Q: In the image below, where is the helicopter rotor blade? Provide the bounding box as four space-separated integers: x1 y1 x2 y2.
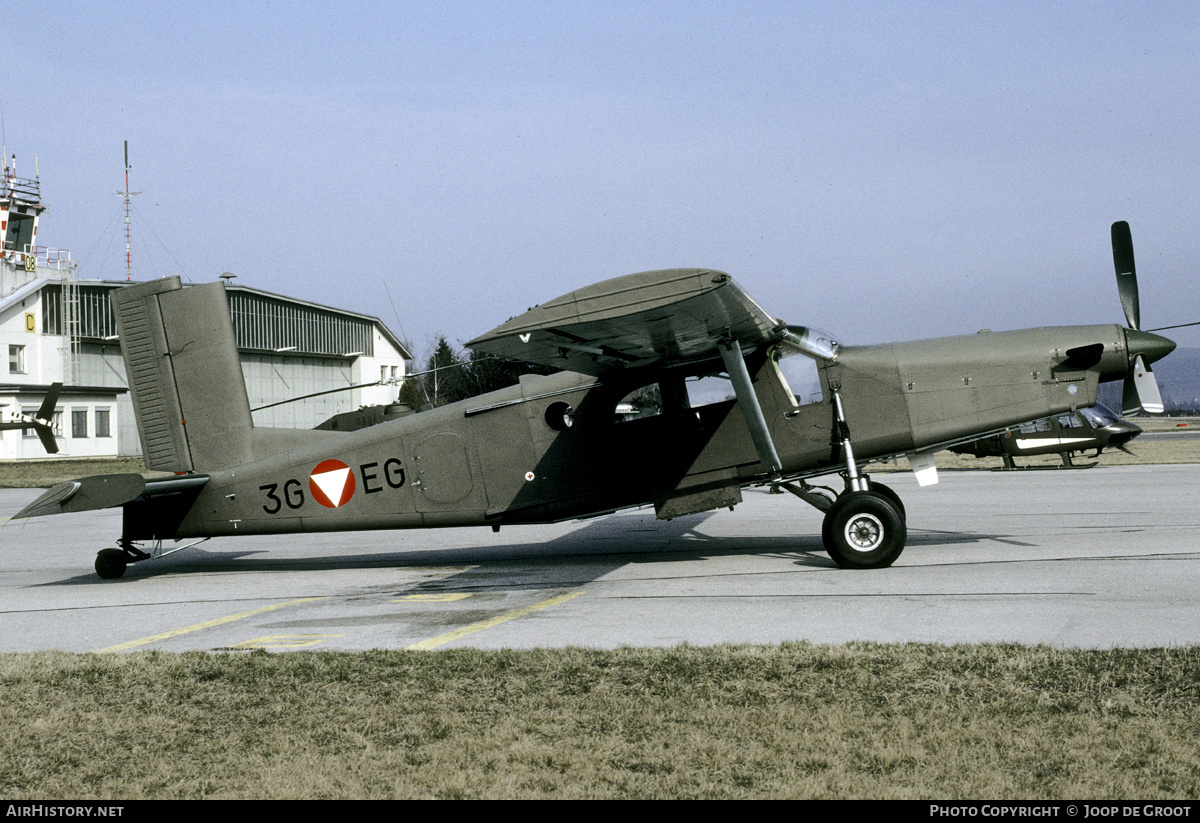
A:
35 382 62 422
31 383 62 454
33 422 59 454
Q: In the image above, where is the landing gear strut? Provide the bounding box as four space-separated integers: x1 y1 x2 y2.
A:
733 354 912 568
774 388 910 568
822 389 908 567
93 537 208 580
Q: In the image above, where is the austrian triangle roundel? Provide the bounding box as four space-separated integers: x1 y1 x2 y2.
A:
309 459 356 508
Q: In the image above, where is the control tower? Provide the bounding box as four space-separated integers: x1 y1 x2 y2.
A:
1 152 80 384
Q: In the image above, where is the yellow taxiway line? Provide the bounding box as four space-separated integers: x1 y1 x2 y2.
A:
406 591 584 651
95 590 583 653
97 598 326 653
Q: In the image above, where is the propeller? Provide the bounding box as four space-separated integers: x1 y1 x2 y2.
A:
27 382 61 454
1111 222 1168 415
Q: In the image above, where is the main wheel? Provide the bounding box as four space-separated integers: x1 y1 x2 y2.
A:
95 549 128 580
822 491 906 569
866 481 906 522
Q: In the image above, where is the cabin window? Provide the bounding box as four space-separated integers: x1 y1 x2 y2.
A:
770 344 823 407
615 383 663 422
684 374 735 408
1057 414 1084 429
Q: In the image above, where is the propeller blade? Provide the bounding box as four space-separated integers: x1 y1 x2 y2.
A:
1121 377 1139 417
1123 353 1165 415
1111 221 1140 330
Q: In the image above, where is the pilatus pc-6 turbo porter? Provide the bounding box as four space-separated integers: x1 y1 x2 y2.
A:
14 222 1178 579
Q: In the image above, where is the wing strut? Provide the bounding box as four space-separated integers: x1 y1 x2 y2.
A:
717 338 783 480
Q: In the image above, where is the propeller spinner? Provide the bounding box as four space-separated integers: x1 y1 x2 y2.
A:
1111 222 1174 415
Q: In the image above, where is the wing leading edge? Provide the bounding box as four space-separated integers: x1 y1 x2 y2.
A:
466 268 783 375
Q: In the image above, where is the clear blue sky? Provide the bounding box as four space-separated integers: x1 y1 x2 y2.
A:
6 1 1199 354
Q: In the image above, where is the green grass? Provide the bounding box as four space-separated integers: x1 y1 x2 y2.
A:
2 643 1198 799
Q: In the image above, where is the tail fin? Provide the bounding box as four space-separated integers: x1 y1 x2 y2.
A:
112 277 253 472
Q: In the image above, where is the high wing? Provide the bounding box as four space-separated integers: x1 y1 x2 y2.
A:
466 268 784 375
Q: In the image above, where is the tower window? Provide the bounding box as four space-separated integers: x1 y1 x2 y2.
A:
8 345 25 374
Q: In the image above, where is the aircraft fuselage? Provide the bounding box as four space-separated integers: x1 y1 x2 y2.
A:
145 322 1134 542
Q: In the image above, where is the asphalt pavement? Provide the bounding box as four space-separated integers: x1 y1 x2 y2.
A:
2 464 1198 652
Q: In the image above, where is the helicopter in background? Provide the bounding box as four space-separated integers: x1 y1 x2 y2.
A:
948 403 1141 469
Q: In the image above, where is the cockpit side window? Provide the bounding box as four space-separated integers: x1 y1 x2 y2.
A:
770 343 824 407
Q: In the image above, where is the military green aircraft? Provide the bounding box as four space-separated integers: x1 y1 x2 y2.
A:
948 403 1142 469
0 383 60 454
13 222 1178 579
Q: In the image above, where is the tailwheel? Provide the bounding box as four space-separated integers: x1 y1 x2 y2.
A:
822 490 907 569
95 549 129 580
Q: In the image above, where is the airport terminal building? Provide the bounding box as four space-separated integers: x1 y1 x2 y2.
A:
1 166 411 460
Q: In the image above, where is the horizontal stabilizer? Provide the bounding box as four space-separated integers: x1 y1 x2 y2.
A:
14 474 147 519
13 473 210 520
467 268 782 375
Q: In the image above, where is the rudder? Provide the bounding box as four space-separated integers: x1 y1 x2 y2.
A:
112 277 253 472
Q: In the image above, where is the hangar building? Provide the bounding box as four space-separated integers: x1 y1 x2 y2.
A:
1 158 411 460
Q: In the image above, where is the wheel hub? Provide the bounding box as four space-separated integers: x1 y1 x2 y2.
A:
844 513 884 552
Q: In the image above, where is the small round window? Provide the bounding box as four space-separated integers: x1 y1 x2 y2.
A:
544 401 575 431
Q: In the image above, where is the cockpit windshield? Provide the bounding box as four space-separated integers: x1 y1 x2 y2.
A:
1079 404 1120 428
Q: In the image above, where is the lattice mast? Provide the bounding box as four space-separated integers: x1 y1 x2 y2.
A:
117 140 140 281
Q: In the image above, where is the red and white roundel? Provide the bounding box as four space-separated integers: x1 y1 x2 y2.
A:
309 459 356 508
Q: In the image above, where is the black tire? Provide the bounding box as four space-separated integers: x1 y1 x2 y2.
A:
95 549 128 580
822 491 907 569
866 481 906 522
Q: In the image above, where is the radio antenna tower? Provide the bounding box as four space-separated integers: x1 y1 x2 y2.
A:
116 140 141 281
